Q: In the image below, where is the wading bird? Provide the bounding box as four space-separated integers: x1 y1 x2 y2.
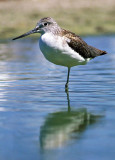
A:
13 17 107 90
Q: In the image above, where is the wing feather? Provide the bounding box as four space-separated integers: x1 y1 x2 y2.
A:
61 29 107 59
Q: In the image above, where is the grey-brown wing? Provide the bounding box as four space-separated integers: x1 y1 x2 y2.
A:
67 35 92 58
63 30 107 59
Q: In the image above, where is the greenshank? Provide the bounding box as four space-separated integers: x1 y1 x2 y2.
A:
13 17 107 90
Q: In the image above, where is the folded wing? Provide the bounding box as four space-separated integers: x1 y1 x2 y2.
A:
62 29 107 59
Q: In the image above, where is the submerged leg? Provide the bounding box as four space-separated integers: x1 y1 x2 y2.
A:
65 67 70 90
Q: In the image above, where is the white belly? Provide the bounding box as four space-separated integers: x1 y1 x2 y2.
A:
39 33 87 67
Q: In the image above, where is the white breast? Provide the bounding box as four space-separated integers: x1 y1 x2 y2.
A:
39 32 87 67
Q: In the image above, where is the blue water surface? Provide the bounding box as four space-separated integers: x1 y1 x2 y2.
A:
0 35 115 160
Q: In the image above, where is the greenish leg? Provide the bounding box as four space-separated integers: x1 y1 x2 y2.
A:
65 67 70 91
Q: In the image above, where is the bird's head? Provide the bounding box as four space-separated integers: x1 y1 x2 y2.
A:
13 17 60 40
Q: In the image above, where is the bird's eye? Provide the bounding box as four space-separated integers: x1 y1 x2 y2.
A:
44 23 48 26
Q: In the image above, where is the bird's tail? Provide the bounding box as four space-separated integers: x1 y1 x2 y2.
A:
88 45 107 58
100 50 107 56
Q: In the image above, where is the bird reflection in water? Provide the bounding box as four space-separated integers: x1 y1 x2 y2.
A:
40 91 102 150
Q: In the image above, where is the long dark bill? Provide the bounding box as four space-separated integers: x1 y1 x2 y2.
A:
12 28 37 40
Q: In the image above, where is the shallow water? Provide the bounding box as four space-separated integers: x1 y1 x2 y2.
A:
0 35 115 160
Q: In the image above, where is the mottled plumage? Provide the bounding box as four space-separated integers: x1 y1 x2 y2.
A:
61 29 107 59
13 17 107 90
